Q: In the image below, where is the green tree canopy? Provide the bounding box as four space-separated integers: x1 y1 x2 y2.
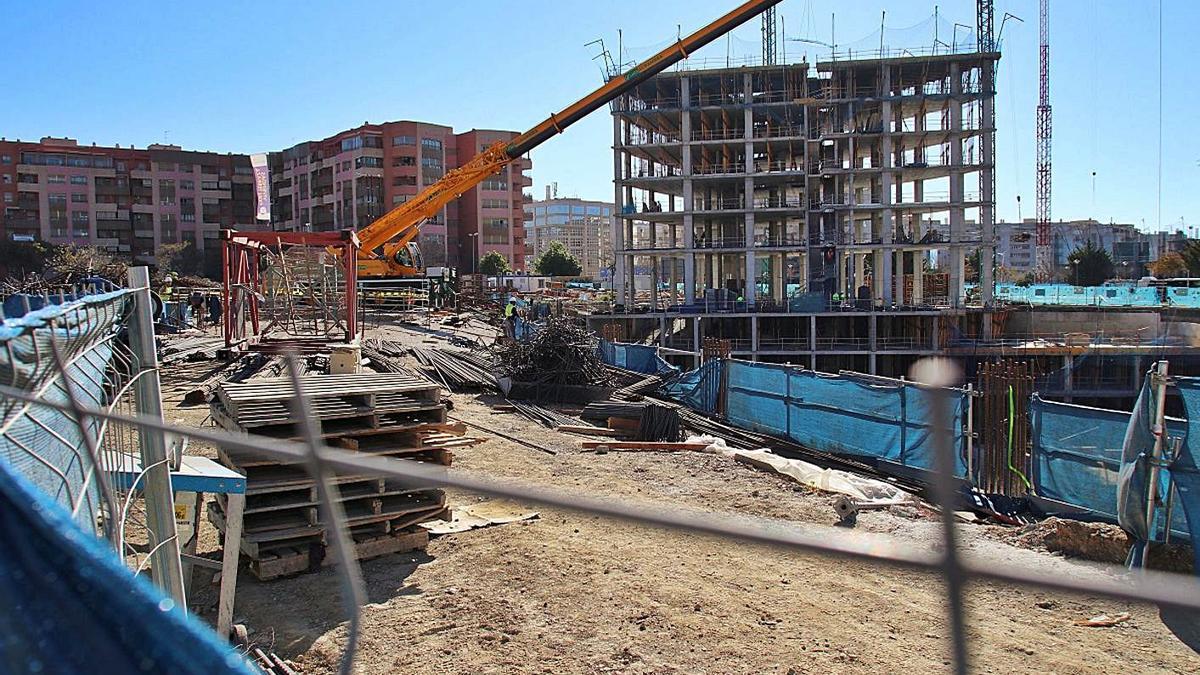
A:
478 250 511 276
533 241 583 277
1066 241 1114 286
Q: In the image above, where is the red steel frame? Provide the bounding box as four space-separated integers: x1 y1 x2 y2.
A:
221 229 360 351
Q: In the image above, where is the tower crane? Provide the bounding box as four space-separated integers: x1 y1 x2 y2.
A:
352 0 784 279
1035 0 1052 279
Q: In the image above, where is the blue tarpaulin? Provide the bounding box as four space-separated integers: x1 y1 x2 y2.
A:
722 360 969 476
597 340 679 376
1031 394 1188 538
0 458 253 673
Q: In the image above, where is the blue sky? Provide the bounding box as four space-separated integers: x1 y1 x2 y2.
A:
2 1 1196 231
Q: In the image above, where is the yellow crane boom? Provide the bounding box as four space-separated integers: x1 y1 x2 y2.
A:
355 0 783 278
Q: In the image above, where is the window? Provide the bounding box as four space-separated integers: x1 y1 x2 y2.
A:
363 135 383 148
355 156 383 169
341 161 350 171
482 198 509 209
586 205 602 215
2 174 10 184
48 194 67 206
420 156 442 169
392 195 409 205
71 193 87 203
340 136 363 152
47 174 66 184
392 135 416 146
157 162 175 172
66 156 91 168
180 179 194 190
201 180 219 189
481 179 507 191
2 193 12 204
70 175 87 185
421 138 442 152
0 155 10 164
393 155 416 167
178 163 193 173
392 176 416 187
181 213 196 222
71 210 89 225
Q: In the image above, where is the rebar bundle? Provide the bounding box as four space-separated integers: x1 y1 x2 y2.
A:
492 318 610 388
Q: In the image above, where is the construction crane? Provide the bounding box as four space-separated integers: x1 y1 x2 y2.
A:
353 0 783 279
1035 0 1052 279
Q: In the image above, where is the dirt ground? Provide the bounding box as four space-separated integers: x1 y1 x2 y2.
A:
162 325 1200 674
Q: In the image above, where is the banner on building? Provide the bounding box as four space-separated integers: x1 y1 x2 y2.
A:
250 153 270 222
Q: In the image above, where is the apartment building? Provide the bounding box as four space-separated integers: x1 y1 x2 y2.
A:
995 219 1150 278
523 192 613 278
0 136 255 273
268 122 531 271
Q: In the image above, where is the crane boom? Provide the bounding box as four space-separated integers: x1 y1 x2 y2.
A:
354 0 783 277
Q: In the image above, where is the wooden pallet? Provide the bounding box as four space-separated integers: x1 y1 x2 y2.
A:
251 529 431 581
215 373 441 428
207 499 446 562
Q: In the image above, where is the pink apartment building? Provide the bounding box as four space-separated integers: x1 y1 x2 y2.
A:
268 121 531 271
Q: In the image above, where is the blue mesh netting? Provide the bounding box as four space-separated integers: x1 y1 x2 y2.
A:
597 339 679 376
0 457 253 673
660 359 722 414
723 360 968 476
1031 394 1187 533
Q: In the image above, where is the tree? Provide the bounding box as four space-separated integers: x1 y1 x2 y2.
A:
0 240 48 278
1178 240 1200 277
533 241 583 277
44 244 127 283
478 250 511 276
1066 241 1114 286
1148 252 1189 279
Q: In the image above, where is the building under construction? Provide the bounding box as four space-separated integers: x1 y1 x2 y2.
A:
593 48 1000 377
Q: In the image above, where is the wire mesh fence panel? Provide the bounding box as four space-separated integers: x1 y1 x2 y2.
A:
0 280 182 590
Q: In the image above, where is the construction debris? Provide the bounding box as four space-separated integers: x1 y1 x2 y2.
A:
1075 613 1131 628
493 317 610 392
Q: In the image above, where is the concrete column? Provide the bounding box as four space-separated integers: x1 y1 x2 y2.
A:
613 115 628 308
894 249 904 304
980 61 996 306
854 253 866 296
650 255 659 309
911 251 924 304
682 79 695 305
744 176 756 305
809 315 817 352
949 62 966 308
659 316 667 346
751 315 759 358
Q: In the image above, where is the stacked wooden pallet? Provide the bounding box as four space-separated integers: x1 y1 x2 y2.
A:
208 372 475 580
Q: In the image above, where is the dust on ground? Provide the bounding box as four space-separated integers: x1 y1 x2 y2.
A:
162 324 1200 675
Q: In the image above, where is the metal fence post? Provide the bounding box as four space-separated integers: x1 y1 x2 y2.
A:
126 266 187 607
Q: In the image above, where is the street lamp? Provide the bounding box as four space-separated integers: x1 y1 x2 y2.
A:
467 232 479 273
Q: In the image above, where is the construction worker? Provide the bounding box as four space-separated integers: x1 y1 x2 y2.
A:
160 274 175 301
503 297 517 339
